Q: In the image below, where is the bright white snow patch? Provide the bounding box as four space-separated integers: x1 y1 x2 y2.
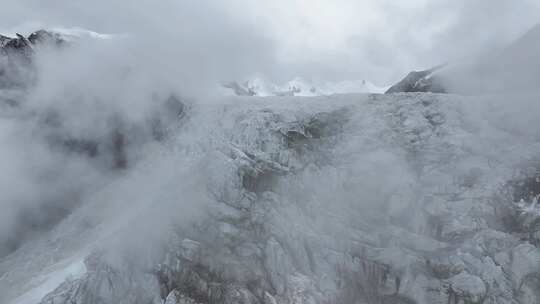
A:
10 259 86 304
222 77 388 96
50 27 117 41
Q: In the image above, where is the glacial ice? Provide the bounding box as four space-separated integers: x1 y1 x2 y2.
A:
2 92 540 303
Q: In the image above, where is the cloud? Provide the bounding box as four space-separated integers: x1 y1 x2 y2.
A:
1 0 277 90
346 0 540 83
225 0 540 84
0 2 540 302
0 0 279 258
0 0 539 257
2 0 540 84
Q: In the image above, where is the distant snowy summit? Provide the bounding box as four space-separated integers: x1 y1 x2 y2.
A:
0 30 62 57
222 77 388 96
0 27 113 50
0 28 117 89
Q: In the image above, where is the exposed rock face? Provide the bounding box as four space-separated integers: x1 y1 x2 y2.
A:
2 34 33 55
27 30 66 45
385 65 447 94
0 30 67 89
0 35 11 47
222 81 257 96
1 30 66 52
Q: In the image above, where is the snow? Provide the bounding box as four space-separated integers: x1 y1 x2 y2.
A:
3 92 540 303
49 27 116 41
10 259 86 304
0 26 116 42
222 76 388 96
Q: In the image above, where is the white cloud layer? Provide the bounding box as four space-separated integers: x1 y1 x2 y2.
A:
1 0 539 87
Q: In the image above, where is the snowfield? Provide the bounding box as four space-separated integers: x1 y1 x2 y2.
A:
2 91 540 303
221 77 388 96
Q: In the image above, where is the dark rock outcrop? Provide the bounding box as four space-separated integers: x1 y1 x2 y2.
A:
27 29 66 45
1 30 66 53
385 65 447 94
0 30 68 88
222 81 257 96
2 33 33 56
0 34 12 47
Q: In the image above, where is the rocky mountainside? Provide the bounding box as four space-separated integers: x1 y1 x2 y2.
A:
1 28 540 304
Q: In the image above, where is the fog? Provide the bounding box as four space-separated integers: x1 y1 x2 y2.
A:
1 1 540 303
2 0 540 84
0 0 277 258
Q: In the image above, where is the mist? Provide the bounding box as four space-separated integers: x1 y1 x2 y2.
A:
1 1 540 304
0 0 277 258
2 0 540 84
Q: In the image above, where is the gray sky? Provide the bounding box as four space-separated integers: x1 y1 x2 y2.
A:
1 0 539 84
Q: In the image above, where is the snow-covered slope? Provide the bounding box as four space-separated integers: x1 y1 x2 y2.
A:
222 77 387 96
47 27 116 41
2 90 540 303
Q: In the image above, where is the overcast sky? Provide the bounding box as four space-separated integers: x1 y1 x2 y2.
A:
1 0 539 84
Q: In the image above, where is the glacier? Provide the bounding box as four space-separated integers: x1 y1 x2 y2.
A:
221 77 388 97
2 88 540 303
